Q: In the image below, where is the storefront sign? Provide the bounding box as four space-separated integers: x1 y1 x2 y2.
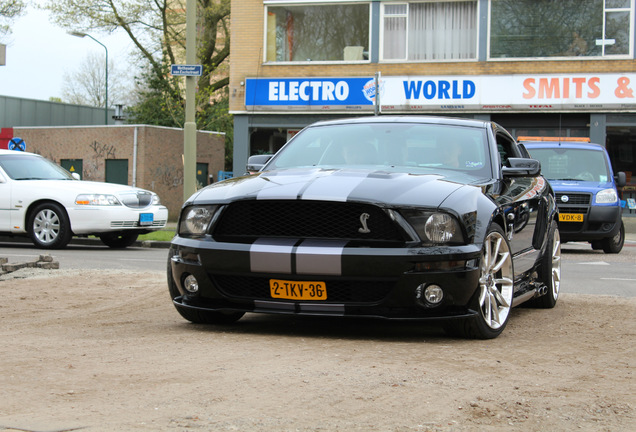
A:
244 73 636 112
245 77 374 110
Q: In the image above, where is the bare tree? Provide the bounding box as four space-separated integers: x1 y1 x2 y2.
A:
61 51 135 108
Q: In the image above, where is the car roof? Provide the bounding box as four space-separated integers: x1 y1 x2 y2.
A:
521 141 606 151
0 149 40 156
306 115 491 129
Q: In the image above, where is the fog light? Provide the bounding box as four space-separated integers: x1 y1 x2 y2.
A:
415 284 444 306
183 274 199 294
425 285 443 304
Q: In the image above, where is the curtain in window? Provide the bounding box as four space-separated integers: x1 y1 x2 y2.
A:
408 1 476 60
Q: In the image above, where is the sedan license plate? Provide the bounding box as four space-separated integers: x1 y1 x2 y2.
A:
139 213 154 226
270 279 327 301
559 213 584 222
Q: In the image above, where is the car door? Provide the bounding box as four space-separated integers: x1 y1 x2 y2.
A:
494 128 544 275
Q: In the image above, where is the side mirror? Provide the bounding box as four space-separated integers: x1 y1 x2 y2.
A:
502 157 541 177
246 154 273 174
615 171 626 188
71 172 81 180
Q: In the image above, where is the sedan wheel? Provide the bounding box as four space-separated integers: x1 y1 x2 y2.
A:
28 203 72 249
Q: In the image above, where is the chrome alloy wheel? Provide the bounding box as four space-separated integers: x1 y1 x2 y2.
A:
478 230 514 330
33 208 61 245
549 228 562 301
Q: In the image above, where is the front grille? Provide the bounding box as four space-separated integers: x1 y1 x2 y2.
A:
111 220 166 228
213 200 404 242
119 192 154 209
213 275 394 303
555 193 591 205
556 205 588 214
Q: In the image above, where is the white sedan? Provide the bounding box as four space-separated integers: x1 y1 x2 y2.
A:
0 149 168 249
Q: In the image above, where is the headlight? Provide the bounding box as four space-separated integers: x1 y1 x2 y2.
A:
152 193 161 205
75 194 121 206
596 188 618 204
401 210 465 244
179 205 219 235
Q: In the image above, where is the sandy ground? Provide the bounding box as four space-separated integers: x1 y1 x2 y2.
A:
0 268 634 432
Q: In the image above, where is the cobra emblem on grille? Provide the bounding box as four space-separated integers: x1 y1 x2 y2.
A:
358 213 371 233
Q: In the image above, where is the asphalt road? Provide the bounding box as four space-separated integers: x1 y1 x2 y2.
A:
1 236 634 297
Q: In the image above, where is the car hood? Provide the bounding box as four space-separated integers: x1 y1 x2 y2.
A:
547 179 615 192
13 179 152 196
190 168 479 209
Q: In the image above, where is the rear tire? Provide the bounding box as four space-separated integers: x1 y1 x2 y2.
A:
99 232 139 248
601 220 624 254
167 261 245 324
529 220 561 309
27 202 72 249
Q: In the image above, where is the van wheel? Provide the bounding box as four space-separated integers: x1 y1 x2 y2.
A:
601 220 624 254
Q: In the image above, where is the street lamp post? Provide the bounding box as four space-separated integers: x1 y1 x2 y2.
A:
69 32 108 125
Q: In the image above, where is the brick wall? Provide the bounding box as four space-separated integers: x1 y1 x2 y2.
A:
14 125 225 220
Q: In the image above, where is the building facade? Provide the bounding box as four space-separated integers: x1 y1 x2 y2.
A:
229 0 636 206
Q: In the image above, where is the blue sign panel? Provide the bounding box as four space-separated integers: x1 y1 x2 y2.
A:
8 137 25 151
245 77 375 109
171 64 203 76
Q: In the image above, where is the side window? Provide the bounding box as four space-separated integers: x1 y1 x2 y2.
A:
496 133 517 167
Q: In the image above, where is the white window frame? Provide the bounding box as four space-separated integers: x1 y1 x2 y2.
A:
487 0 634 61
380 0 479 63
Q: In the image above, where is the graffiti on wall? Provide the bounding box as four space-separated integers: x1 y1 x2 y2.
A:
90 140 117 159
154 165 183 189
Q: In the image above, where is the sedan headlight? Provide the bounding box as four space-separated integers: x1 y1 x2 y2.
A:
595 188 618 204
75 194 121 206
401 210 465 244
179 205 219 235
152 193 161 205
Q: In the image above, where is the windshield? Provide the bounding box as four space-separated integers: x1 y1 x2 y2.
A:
527 148 611 182
267 122 492 177
0 153 75 181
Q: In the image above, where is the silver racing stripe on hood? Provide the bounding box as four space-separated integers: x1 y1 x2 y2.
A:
301 172 368 202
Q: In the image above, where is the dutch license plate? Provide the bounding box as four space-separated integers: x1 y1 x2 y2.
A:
270 279 327 301
559 213 584 222
139 213 154 226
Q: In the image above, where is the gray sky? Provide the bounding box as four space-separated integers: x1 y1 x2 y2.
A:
0 3 133 101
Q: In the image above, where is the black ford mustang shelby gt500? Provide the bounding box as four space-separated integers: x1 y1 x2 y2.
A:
168 116 561 339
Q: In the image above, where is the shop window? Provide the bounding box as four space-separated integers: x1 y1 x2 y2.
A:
265 3 370 62
381 1 477 61
490 0 633 59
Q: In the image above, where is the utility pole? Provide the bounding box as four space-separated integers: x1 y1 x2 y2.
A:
183 0 197 201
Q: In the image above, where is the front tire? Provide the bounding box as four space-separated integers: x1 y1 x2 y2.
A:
99 232 139 248
167 261 245 324
601 220 624 254
27 202 72 249
450 224 514 339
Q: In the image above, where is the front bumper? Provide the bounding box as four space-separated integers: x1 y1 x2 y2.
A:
67 205 169 234
557 204 622 242
168 236 482 320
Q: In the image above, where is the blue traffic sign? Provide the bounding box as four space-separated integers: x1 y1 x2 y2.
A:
8 137 25 151
171 64 203 76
